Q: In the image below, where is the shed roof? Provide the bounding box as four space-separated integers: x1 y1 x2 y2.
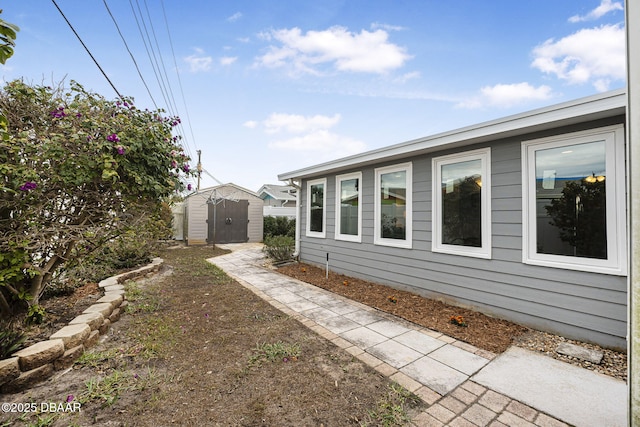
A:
186 182 260 200
278 89 626 182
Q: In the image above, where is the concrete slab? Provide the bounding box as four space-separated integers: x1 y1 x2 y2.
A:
287 300 320 313
472 347 627 427
341 326 389 349
343 310 385 326
394 330 446 354
322 301 360 315
315 316 361 335
429 344 490 375
401 356 469 395
556 342 604 364
266 290 304 304
367 319 412 338
300 307 339 322
368 339 423 369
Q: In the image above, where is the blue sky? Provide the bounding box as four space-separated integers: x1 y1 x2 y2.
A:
1 1 626 192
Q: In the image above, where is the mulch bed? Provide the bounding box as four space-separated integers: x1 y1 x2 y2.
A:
277 262 529 354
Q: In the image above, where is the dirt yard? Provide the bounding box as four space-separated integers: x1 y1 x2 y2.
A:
1 245 627 426
0 246 425 426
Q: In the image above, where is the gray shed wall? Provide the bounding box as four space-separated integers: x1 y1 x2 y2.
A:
185 185 264 245
297 117 627 349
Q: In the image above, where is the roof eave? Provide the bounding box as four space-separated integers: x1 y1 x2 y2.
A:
278 89 626 181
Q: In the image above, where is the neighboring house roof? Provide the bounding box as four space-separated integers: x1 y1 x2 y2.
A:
278 89 626 181
257 184 297 201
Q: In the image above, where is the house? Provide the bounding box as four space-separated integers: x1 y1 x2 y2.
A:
182 183 264 245
258 184 297 218
278 89 627 349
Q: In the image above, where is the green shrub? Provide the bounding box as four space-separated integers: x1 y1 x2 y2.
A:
263 216 295 239
26 304 46 325
263 235 295 263
0 323 26 358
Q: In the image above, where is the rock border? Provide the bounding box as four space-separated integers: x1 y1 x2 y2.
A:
0 258 163 393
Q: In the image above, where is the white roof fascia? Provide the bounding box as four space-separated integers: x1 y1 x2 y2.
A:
278 89 626 181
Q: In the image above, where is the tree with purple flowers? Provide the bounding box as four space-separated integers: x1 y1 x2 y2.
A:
0 80 193 317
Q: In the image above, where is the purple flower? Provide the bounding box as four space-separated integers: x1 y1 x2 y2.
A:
204 313 209 318
76 113 82 118
50 107 67 118
133 373 139 379
116 145 125 155
183 164 190 173
19 181 37 191
66 395 74 403
107 133 120 143
171 160 177 168
187 184 192 191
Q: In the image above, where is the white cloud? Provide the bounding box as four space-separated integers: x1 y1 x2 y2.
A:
263 113 341 134
268 130 366 156
248 112 365 156
370 22 406 32
227 12 242 22
531 24 625 91
255 26 411 75
569 0 623 23
220 56 237 66
393 71 421 84
184 48 213 72
457 82 554 109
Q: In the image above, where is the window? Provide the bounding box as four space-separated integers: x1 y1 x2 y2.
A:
335 172 362 242
306 178 326 238
375 163 412 248
522 125 626 275
432 148 492 258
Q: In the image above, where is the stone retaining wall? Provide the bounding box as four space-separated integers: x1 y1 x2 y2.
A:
0 258 163 393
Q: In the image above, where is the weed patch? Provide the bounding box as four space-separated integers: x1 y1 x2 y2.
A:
362 383 421 427
248 341 301 367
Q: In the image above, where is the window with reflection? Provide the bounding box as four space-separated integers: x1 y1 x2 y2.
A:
375 163 412 248
336 172 361 241
432 148 491 258
441 159 482 247
306 178 326 237
522 126 626 275
534 141 606 259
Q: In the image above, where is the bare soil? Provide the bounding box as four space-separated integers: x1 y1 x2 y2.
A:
1 245 627 426
1 246 425 426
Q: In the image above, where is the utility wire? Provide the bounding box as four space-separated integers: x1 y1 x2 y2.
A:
160 0 199 153
51 0 123 99
102 0 158 110
129 0 191 159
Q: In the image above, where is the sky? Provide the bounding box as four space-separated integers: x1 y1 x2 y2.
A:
1 0 627 193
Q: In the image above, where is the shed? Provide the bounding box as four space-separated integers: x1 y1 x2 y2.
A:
182 183 264 245
278 89 628 349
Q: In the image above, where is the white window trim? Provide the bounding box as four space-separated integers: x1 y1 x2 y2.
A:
374 162 412 248
432 148 492 259
306 178 326 238
521 125 626 275
335 172 362 242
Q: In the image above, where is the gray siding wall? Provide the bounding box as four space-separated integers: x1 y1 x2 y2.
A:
297 118 627 349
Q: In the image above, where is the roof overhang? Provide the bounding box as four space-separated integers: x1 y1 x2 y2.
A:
278 89 626 182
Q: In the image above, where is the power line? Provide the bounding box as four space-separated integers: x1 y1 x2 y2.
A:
160 0 199 153
102 0 158 110
51 0 124 100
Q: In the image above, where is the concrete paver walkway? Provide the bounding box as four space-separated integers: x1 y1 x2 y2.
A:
208 244 627 427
